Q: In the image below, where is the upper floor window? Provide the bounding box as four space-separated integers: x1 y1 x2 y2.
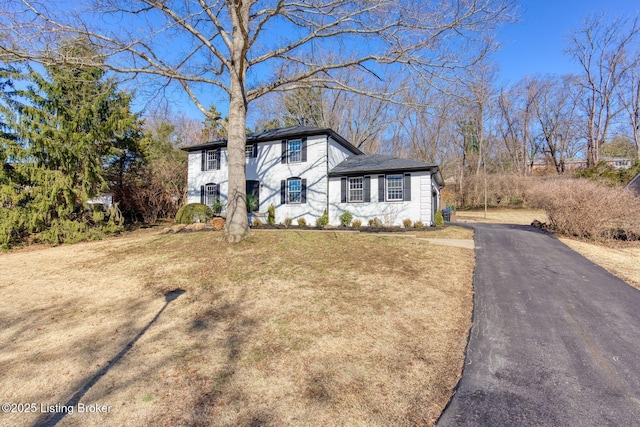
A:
386 175 404 201
281 138 307 164
288 140 302 163
207 150 217 170
348 177 364 202
245 144 257 159
202 149 220 171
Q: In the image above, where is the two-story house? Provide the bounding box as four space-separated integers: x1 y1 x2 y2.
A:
183 126 444 226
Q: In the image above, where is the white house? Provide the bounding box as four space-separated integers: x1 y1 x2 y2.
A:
183 126 444 226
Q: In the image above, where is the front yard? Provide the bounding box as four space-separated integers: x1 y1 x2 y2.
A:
0 227 474 426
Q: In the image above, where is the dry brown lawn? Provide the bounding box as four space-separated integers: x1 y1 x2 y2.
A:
455 208 547 225
0 227 474 426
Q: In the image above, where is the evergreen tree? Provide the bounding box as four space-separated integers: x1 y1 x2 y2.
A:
0 39 142 247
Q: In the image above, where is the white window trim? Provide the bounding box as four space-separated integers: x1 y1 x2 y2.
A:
206 150 218 170
348 177 364 203
288 139 302 163
288 178 302 204
204 183 217 207
386 174 404 201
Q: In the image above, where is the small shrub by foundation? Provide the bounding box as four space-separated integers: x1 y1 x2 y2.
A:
414 221 424 228
368 217 383 228
252 218 262 227
339 211 353 227
284 217 293 227
352 219 362 228
316 209 329 227
402 218 412 228
297 217 307 227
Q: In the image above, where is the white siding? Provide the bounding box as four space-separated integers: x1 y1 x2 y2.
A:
328 171 433 226
187 135 329 224
327 137 355 169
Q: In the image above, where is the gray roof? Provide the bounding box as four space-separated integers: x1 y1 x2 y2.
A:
182 125 361 155
329 154 444 186
330 154 436 174
626 172 640 195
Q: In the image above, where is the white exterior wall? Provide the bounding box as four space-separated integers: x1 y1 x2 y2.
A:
187 134 331 224
327 137 354 169
328 171 434 226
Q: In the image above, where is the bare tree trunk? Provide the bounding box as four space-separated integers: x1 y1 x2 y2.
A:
224 1 251 243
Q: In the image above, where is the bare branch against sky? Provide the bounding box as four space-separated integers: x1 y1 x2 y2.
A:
0 0 516 241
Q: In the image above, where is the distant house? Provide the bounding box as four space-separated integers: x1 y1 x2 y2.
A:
626 172 640 195
182 126 444 226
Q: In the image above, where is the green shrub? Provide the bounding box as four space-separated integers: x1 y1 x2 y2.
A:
175 203 213 224
212 198 225 215
368 217 383 228
352 219 362 228
435 210 444 227
339 210 353 227
284 217 293 227
267 204 276 225
316 209 329 227
297 217 307 227
402 218 412 228
414 221 424 228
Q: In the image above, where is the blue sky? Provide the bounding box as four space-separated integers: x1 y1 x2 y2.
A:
494 0 639 85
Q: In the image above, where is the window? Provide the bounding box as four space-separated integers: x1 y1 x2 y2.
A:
386 175 403 201
206 150 218 170
288 139 302 163
204 183 217 206
281 177 306 205
245 144 257 158
348 177 363 202
288 178 301 204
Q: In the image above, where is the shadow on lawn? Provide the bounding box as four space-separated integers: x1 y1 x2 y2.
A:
33 289 185 427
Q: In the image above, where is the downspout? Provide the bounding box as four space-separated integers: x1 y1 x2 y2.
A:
326 135 330 222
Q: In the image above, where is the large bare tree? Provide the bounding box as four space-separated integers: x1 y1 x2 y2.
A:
566 13 640 167
1 0 514 242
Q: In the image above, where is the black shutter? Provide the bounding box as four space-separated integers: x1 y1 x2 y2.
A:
281 180 286 204
216 148 222 169
301 179 307 204
363 176 371 202
378 175 385 202
301 137 307 162
200 185 205 204
341 177 347 203
201 150 206 171
404 173 411 201
281 140 287 164
252 143 258 158
215 183 220 200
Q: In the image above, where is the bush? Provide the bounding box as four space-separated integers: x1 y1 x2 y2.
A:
414 221 424 228
339 210 353 227
316 209 329 227
267 204 276 225
352 219 362 228
284 217 293 227
368 217 383 228
252 218 262 227
175 203 213 224
402 218 412 228
527 178 640 240
434 210 444 227
297 217 307 227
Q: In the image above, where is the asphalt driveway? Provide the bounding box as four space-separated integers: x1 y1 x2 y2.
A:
438 223 640 426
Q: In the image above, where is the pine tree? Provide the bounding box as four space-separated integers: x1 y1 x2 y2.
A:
0 39 142 247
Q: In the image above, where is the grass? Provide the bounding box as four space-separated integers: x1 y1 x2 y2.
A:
455 208 548 225
0 227 474 426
